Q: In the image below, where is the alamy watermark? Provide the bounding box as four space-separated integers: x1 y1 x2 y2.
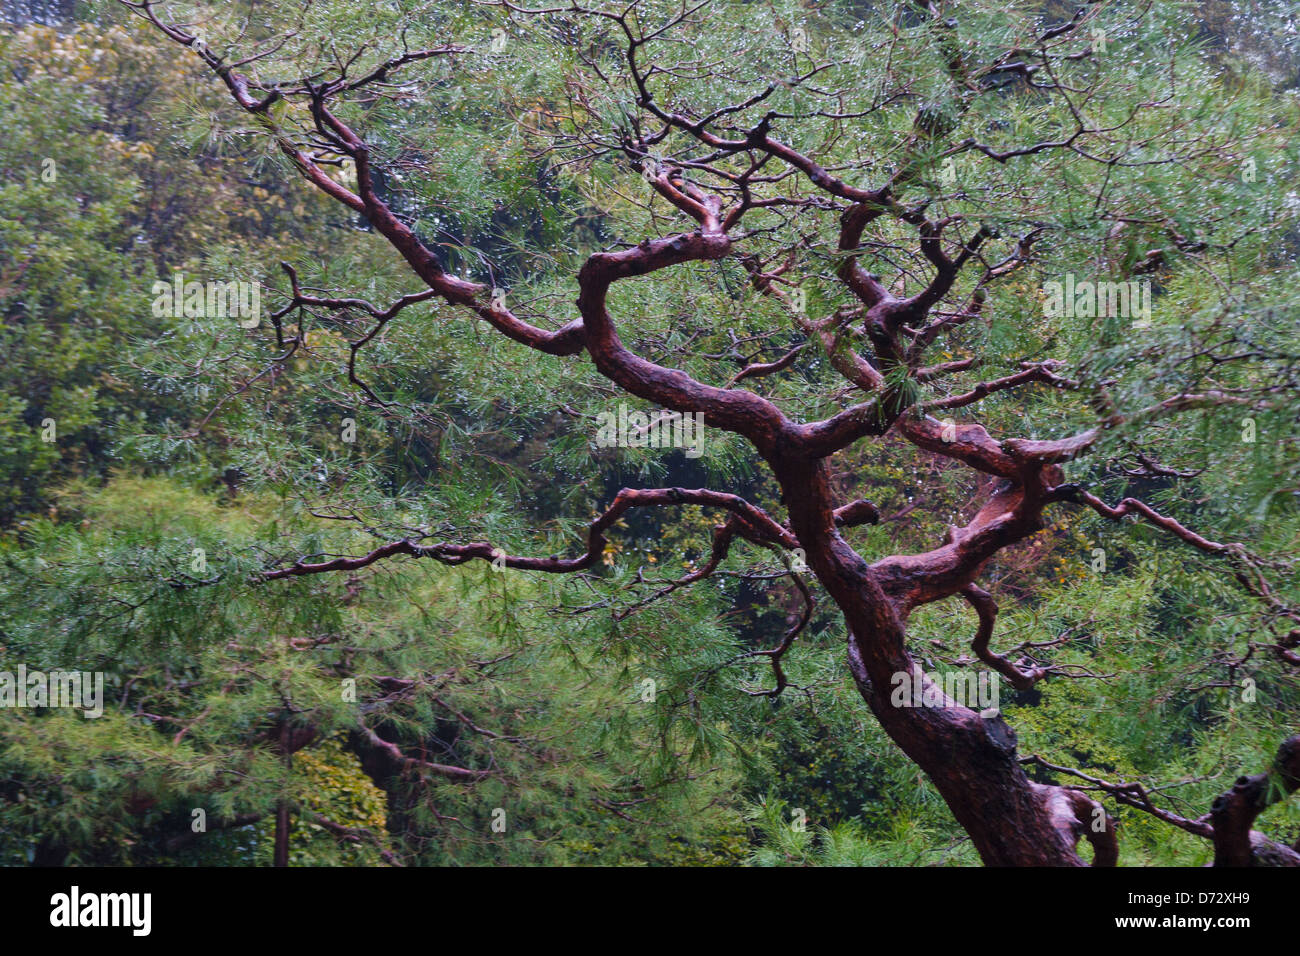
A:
151 272 261 328
890 666 1000 718
0 665 104 718
1041 274 1151 326
595 404 705 459
50 886 150 936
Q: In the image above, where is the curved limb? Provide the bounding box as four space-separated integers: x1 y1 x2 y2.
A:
960 584 1050 691
262 486 796 580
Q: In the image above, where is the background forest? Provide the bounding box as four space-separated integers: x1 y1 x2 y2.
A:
1 0 1298 866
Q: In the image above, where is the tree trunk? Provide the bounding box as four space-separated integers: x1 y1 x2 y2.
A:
776 455 1092 866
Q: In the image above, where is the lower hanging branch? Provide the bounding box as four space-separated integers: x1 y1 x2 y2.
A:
1025 736 1300 866
1033 781 1119 867
352 723 492 783
960 583 1050 691
261 487 797 581
1211 735 1300 867
303 812 404 866
743 554 814 698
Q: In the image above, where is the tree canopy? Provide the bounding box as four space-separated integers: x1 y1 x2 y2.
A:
1 0 1298 867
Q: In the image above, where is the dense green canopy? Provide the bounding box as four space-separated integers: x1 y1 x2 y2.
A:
1 0 1297 866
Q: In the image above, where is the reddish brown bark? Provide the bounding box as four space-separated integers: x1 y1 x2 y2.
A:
1210 736 1300 867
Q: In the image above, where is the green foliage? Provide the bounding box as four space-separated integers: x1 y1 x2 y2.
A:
1 0 1297 866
